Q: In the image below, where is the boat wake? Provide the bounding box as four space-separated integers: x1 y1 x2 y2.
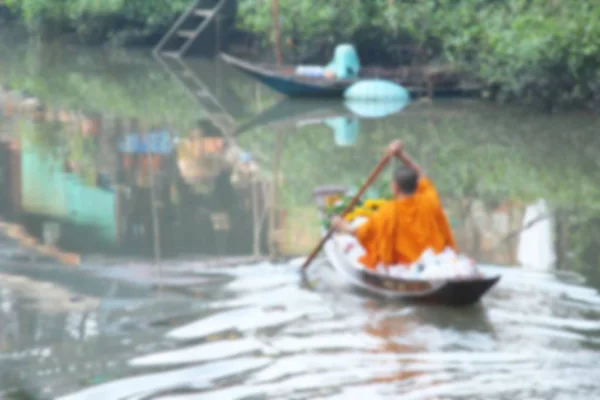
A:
19 260 596 400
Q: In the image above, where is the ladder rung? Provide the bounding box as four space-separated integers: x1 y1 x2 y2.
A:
181 70 195 77
212 115 230 122
177 30 195 39
193 9 214 18
161 51 180 58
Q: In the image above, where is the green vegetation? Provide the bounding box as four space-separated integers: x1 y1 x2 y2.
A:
0 44 203 131
239 0 600 110
2 0 599 108
2 0 190 45
238 100 600 212
238 99 600 271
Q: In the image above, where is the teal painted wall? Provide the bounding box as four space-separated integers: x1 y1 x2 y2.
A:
20 143 117 244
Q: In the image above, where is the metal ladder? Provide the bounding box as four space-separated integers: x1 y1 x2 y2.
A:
154 53 237 136
153 0 229 58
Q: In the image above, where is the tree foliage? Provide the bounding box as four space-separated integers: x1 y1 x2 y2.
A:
238 0 600 109
2 0 600 107
2 0 190 44
237 99 600 270
237 100 600 212
0 43 202 130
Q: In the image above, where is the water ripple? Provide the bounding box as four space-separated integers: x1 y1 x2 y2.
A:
12 261 600 399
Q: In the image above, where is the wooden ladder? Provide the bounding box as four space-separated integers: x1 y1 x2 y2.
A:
154 53 237 137
153 0 229 58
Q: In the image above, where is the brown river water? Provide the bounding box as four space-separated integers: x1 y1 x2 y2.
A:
0 40 599 399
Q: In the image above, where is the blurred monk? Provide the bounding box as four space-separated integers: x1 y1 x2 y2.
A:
331 140 456 270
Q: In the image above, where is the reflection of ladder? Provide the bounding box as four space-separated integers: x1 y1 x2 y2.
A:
154 54 236 136
153 0 229 58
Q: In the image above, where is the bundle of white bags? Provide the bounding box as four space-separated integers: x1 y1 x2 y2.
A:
377 247 481 280
344 217 482 280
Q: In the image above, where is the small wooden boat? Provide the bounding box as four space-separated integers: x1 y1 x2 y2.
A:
221 53 482 99
313 186 500 307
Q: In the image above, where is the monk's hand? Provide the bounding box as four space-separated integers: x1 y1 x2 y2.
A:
331 216 356 235
331 216 344 232
386 140 404 158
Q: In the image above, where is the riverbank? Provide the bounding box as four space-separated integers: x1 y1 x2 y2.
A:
3 1 600 110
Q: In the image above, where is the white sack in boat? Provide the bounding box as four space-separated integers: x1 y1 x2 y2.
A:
376 248 480 280
344 217 480 279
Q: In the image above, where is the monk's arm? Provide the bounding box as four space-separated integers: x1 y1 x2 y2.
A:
396 148 424 178
332 218 358 236
331 216 375 242
386 140 425 177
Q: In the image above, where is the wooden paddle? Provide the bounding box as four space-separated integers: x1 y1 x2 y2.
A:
300 153 392 272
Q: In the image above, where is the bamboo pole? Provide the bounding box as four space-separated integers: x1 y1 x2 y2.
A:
301 154 392 271
272 0 283 65
252 176 260 257
269 130 282 258
145 127 163 293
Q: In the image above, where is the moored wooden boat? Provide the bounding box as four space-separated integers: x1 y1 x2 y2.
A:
313 186 500 307
221 52 482 99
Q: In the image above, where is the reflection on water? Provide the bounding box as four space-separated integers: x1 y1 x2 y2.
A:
326 117 359 147
2 261 599 399
344 98 409 118
518 199 556 271
0 100 272 263
0 41 599 399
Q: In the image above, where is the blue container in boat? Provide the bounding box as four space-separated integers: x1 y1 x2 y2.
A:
344 79 410 101
325 44 361 79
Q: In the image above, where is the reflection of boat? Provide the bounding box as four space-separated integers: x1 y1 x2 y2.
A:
221 53 481 99
313 186 501 307
234 98 407 147
235 99 361 146
234 99 349 136
323 117 359 147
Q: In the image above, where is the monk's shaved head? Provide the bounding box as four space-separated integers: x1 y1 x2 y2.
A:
393 167 419 195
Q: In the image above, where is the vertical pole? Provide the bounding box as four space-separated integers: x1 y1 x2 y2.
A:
269 130 282 258
215 15 221 56
145 126 162 292
555 210 569 270
272 0 283 65
252 176 260 258
215 16 223 99
114 117 123 244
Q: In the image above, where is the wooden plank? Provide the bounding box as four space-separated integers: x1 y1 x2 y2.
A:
153 0 204 55
161 51 181 58
177 30 196 39
272 0 283 65
193 9 214 17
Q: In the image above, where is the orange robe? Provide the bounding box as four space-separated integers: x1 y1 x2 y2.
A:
355 177 456 269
